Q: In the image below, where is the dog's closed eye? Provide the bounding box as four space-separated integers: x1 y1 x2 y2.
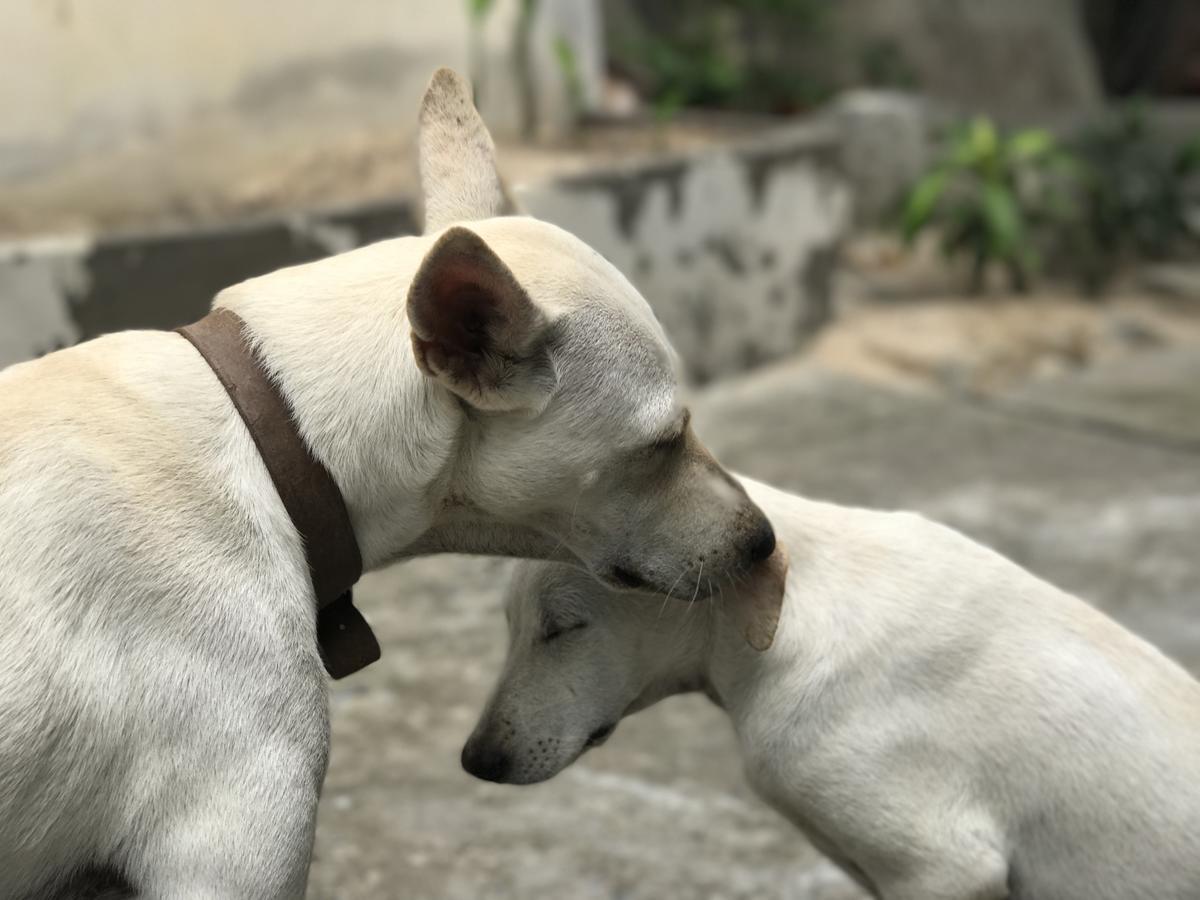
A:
541 620 589 643
637 409 691 459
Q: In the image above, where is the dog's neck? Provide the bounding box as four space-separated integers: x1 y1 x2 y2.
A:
610 596 713 716
659 589 793 724
622 594 769 717
214 239 567 571
703 614 775 717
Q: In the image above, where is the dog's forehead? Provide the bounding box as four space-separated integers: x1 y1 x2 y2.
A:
507 562 596 621
505 562 551 623
471 218 667 335
556 304 677 427
470 217 681 438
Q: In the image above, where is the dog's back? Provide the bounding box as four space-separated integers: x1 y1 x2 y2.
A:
742 479 1200 899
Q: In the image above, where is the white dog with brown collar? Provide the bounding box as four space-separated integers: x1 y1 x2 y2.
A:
0 70 773 898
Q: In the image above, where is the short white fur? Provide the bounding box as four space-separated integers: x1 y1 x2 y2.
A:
468 477 1200 900
0 69 770 898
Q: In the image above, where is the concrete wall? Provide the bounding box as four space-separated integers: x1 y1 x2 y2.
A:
827 0 1102 119
0 203 418 366
520 123 850 382
0 0 602 181
0 122 849 383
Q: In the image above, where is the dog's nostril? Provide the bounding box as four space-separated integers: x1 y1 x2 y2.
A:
461 739 512 783
747 520 776 564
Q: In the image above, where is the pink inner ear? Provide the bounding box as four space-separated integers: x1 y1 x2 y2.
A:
438 286 498 358
426 263 506 359
409 226 534 386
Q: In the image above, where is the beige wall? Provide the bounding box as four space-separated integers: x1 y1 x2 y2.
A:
0 1 601 177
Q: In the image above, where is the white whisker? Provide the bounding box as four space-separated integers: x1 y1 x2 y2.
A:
658 564 691 619
549 487 586 557
666 565 689 598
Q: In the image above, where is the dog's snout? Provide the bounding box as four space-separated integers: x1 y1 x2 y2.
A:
747 519 776 565
461 737 512 783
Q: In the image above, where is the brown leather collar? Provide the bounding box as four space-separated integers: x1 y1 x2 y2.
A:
178 307 380 678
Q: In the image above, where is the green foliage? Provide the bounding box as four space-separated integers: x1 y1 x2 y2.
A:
466 0 498 108
1054 106 1200 293
614 0 831 117
899 108 1200 294
859 39 919 90
553 36 586 125
634 14 742 116
900 119 1070 292
467 0 496 22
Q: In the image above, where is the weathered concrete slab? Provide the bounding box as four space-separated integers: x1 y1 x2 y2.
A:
1141 263 1200 303
826 0 1102 120
0 202 419 366
1004 348 1200 449
310 354 1200 899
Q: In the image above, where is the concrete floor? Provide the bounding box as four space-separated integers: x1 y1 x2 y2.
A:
307 350 1200 899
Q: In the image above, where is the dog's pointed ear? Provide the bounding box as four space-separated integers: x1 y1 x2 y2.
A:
730 542 789 652
407 226 556 412
418 67 517 232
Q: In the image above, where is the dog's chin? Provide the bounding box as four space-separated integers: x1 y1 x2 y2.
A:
506 751 588 785
549 722 620 774
502 769 559 786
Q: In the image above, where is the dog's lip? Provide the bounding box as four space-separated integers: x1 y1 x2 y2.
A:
585 722 617 748
608 565 648 591
600 564 726 600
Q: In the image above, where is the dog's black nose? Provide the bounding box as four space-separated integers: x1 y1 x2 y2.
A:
747 520 776 564
461 738 512 783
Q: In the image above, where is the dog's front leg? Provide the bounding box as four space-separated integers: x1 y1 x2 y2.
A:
129 749 324 900
117 664 330 900
877 860 1010 900
127 742 324 900
137 799 318 899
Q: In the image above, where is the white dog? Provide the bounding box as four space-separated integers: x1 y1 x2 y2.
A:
465 476 1200 900
0 70 773 899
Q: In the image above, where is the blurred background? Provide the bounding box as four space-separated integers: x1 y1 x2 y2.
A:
3 2 1199 898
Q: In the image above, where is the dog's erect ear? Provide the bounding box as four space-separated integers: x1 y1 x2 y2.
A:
407 226 556 412
730 542 789 652
419 67 517 232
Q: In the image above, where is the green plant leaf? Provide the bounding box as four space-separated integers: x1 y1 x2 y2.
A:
653 87 685 123
1176 135 1200 175
967 117 999 164
901 169 948 241
468 0 496 20
981 182 1021 256
947 125 976 167
1008 129 1055 162
553 36 585 121
940 207 982 258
